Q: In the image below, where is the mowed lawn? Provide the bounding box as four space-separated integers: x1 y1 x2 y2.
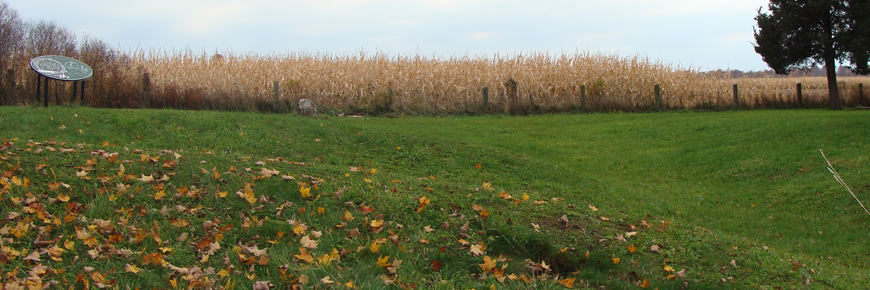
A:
0 106 867 289
355 110 870 283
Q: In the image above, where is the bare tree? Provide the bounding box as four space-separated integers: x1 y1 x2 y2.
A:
24 19 76 57
0 0 25 70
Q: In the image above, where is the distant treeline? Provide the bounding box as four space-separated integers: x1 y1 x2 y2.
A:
705 66 862 79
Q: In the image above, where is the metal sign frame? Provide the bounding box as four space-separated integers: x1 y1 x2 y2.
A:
30 55 93 106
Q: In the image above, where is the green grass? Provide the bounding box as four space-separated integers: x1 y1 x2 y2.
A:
0 106 867 289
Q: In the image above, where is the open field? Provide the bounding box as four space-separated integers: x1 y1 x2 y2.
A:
0 107 868 289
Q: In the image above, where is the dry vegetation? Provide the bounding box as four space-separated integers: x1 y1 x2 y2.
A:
4 48 870 115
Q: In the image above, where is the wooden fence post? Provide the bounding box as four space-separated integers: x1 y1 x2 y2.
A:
580 85 586 109
43 76 49 107
481 87 489 113
860 83 865 106
272 81 280 100
505 78 518 115
796 83 802 105
732 84 739 109
654 84 662 109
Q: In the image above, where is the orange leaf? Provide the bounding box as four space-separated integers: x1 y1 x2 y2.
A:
557 278 575 288
627 245 637 253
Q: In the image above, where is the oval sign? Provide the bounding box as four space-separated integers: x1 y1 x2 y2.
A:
30 55 93 81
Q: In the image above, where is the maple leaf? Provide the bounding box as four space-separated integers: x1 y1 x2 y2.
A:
300 235 318 249
470 243 485 256
299 184 312 199
479 256 496 273
627 245 637 253
557 278 576 288
370 219 384 228
612 257 621 264
236 184 257 204
153 190 166 200
260 167 280 178
650 245 661 253
23 250 40 262
481 182 492 191
370 243 382 253
294 247 314 263
377 255 391 267
125 264 141 273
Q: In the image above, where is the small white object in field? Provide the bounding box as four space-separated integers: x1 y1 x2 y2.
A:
298 99 317 116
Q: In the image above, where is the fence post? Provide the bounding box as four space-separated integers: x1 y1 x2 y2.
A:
654 84 662 109
796 83 802 105
481 87 489 113
860 83 865 106
272 80 280 100
732 84 739 109
43 76 49 107
580 85 586 109
505 78 518 115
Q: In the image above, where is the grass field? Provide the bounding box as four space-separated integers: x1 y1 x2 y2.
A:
0 106 867 289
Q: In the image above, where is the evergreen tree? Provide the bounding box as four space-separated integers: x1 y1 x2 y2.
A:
754 0 870 109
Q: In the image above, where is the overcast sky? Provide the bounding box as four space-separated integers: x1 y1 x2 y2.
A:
7 0 772 71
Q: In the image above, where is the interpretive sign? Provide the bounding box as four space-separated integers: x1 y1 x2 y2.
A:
30 55 92 81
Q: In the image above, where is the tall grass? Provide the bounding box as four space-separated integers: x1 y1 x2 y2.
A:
7 48 870 114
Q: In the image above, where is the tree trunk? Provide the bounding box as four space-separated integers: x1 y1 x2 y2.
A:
825 57 842 110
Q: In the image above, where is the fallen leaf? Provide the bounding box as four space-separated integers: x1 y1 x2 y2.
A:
650 245 661 253
612 257 621 264
479 256 496 273
470 243 485 256
125 264 141 273
557 278 575 288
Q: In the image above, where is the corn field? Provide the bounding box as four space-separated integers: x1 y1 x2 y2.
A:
3 49 869 114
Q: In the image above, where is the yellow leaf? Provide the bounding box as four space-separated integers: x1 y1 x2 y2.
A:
212 166 221 179
57 194 70 203
125 264 141 273
588 204 599 211
217 191 228 198
370 243 382 253
521 193 530 201
370 168 377 174
377 255 391 267
153 190 166 200
479 256 496 273
664 265 675 272
370 219 384 228
299 185 312 198
342 211 354 222
612 257 620 264
317 207 325 214
64 240 75 250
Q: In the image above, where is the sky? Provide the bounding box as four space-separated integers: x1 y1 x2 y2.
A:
6 0 773 71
